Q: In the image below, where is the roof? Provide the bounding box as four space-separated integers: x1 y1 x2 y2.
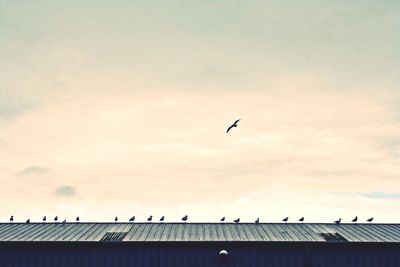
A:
0 223 399 242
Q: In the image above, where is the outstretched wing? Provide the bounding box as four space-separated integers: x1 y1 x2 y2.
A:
226 125 234 133
234 119 241 124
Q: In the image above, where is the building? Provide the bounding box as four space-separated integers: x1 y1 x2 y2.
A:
0 222 399 266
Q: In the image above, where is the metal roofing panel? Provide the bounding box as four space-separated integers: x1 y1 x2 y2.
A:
124 224 143 241
1 223 400 242
165 223 175 241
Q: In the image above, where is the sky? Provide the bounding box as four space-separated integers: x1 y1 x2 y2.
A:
0 0 400 223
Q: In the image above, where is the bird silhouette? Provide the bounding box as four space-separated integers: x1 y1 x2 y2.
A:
299 217 304 222
26 219 30 224
62 220 67 224
367 217 374 222
220 217 225 222
129 216 135 222
255 218 260 224
234 218 240 224
352 216 358 223
76 217 80 222
226 119 241 133
160 216 165 222
43 216 46 222
282 217 289 222
182 215 188 221
54 216 58 222
9 216 14 222
147 215 153 222
115 217 118 222
334 218 341 225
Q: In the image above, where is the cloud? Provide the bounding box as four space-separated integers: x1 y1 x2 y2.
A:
55 186 76 197
17 166 47 176
360 192 400 199
334 192 400 200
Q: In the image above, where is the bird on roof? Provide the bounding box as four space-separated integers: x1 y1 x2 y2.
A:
76 217 80 222
367 217 374 222
282 217 289 222
352 216 358 223
255 218 260 224
160 216 165 222
234 218 240 224
9 216 14 222
26 219 30 224
62 220 67 224
43 216 46 222
54 216 58 222
182 215 188 221
299 217 304 222
129 216 135 222
226 119 241 133
115 217 118 222
334 218 341 225
147 215 153 222
220 217 225 222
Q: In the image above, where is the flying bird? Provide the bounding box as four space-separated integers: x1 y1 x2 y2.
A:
255 218 260 224
182 215 188 221
367 217 374 222
76 217 80 222
43 216 46 222
129 216 135 222
115 217 118 222
26 219 30 224
9 216 13 222
160 216 165 222
334 218 341 225
234 218 240 224
226 119 241 133
282 217 289 222
220 217 225 222
352 216 358 223
147 215 153 222
299 217 304 222
54 216 58 222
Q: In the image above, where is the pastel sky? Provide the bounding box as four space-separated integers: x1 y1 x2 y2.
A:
1 0 400 223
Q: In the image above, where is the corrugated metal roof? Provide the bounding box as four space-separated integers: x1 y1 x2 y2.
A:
0 223 399 242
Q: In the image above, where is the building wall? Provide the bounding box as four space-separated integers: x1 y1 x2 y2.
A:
0 242 399 267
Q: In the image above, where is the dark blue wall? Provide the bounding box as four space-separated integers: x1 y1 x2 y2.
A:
0 242 399 267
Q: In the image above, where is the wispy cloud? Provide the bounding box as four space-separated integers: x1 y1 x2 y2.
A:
16 166 47 176
335 192 400 200
360 192 400 199
55 186 76 197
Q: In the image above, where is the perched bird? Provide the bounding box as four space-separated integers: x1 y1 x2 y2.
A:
255 218 260 224
9 216 14 222
299 217 304 222
226 119 241 133
160 216 165 222
234 218 240 224
282 217 289 222
26 219 30 224
54 216 58 222
76 217 80 222
220 217 225 222
129 216 135 222
147 215 153 222
182 215 188 221
352 216 358 223
367 217 374 222
43 216 46 222
114 217 118 222
334 218 341 225
62 220 67 224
